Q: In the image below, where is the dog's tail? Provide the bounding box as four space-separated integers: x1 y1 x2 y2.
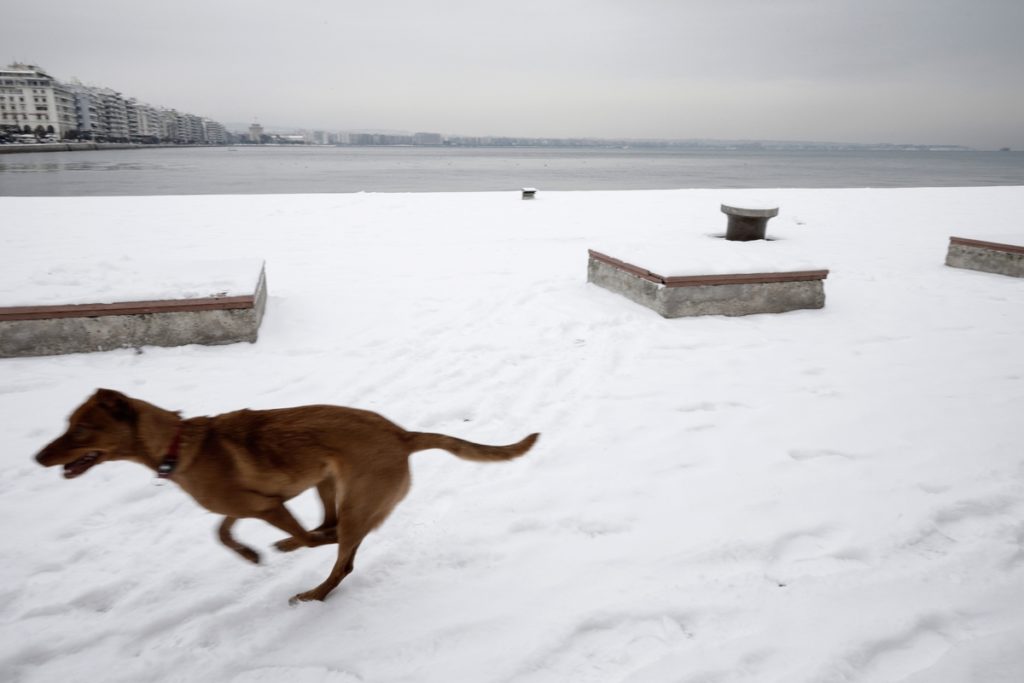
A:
407 431 539 462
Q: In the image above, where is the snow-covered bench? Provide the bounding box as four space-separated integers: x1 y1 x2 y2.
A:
945 236 1024 278
588 250 828 317
0 259 267 358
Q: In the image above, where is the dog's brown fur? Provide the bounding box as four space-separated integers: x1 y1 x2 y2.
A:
35 389 538 604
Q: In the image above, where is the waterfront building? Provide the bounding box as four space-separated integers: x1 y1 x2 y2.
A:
67 85 101 139
96 88 130 141
158 109 178 143
204 119 227 144
413 132 443 145
174 112 205 144
126 99 164 142
52 83 77 135
248 122 264 143
339 132 444 146
66 85 130 141
2 62 228 144
0 63 76 138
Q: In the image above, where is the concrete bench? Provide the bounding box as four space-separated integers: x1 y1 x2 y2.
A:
0 263 267 358
588 250 828 317
945 236 1024 278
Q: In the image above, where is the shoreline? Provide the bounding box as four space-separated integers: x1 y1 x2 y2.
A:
3 146 1022 195
2 142 1012 157
0 142 216 155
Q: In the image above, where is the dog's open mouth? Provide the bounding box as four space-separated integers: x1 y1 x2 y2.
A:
64 451 102 479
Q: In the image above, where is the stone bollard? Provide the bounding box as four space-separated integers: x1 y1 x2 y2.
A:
721 204 779 241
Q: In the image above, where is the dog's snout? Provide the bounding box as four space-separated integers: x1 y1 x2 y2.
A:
35 447 56 466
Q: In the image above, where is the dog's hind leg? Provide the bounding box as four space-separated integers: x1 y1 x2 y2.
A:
218 517 261 564
312 479 338 533
289 467 410 604
288 510 373 604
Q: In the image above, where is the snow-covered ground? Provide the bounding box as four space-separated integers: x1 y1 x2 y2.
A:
1 188 1023 683
0 257 265 307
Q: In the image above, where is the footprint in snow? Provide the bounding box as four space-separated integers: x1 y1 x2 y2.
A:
787 448 858 462
832 614 954 683
513 613 694 682
676 401 747 413
766 526 870 583
929 495 1020 542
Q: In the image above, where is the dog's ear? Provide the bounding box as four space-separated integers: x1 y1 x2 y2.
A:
94 388 136 422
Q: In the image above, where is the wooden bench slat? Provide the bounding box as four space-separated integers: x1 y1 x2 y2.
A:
949 237 1024 255
587 250 665 281
0 295 255 322
588 249 829 286
663 270 830 287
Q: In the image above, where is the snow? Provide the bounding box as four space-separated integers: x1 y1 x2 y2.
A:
0 257 265 307
589 197 832 276
1 187 1023 683
591 227 826 277
719 196 780 213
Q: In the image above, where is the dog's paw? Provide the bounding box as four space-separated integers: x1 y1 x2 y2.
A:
275 529 336 553
274 537 304 553
288 589 326 605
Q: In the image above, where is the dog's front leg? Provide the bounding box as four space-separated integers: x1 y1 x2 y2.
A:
275 527 337 553
275 480 340 552
218 517 261 564
258 504 337 553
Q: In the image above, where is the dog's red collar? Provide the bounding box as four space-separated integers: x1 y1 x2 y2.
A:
156 424 184 479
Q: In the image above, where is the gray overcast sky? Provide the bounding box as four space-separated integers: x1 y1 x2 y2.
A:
4 0 1022 148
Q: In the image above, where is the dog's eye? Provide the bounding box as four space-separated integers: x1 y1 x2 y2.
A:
71 426 92 442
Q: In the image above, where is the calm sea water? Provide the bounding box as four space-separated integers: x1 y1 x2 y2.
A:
1 146 1022 196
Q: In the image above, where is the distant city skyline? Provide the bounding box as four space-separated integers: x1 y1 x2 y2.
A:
4 1 1022 150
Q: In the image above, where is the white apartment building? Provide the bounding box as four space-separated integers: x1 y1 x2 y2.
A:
65 84 131 141
96 88 130 140
203 119 227 144
67 84 102 138
126 99 163 141
413 132 444 145
3 62 228 144
0 63 76 137
175 112 204 143
160 109 180 142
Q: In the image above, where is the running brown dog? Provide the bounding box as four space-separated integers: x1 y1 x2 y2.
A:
34 389 538 604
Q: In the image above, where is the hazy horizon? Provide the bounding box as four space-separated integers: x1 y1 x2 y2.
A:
4 0 1022 150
